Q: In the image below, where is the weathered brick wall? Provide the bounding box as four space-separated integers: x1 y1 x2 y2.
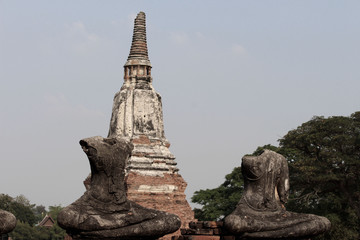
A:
126 172 195 239
172 221 235 240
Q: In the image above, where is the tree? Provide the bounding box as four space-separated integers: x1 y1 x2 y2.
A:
0 194 13 212
34 224 66 240
9 221 66 240
249 144 280 156
0 194 66 240
33 205 46 223
191 144 279 221
47 205 63 222
279 112 360 239
14 195 32 207
191 112 360 239
0 194 36 226
8 221 36 240
191 167 244 220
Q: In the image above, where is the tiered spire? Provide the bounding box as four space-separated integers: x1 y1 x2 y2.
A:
125 12 151 68
128 12 149 61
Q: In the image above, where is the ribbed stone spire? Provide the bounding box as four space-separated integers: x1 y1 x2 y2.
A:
125 12 151 67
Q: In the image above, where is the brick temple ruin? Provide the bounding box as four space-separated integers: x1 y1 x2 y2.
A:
107 12 194 236
3 11 332 240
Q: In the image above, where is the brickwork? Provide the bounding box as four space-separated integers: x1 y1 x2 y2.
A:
126 172 194 225
172 221 235 240
127 11 149 61
106 11 195 240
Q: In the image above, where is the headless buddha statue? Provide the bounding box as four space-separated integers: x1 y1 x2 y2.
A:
0 210 16 235
58 136 181 239
224 150 331 239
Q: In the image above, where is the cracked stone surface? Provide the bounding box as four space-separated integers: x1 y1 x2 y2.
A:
224 150 331 239
105 12 194 235
0 209 16 235
108 12 178 177
58 136 181 240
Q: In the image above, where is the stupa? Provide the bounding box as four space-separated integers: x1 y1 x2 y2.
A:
107 11 194 234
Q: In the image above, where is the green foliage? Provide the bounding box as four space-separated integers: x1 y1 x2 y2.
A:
0 194 13 211
47 205 63 222
9 221 66 240
192 112 360 239
9 221 35 240
249 144 281 156
0 194 36 226
191 144 279 221
14 195 32 207
33 205 47 223
280 112 360 239
0 194 66 240
34 224 66 240
192 167 244 220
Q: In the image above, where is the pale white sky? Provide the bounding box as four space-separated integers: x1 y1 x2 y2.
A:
1 0 359 208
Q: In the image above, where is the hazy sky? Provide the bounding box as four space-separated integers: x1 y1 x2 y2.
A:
1 1 359 208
